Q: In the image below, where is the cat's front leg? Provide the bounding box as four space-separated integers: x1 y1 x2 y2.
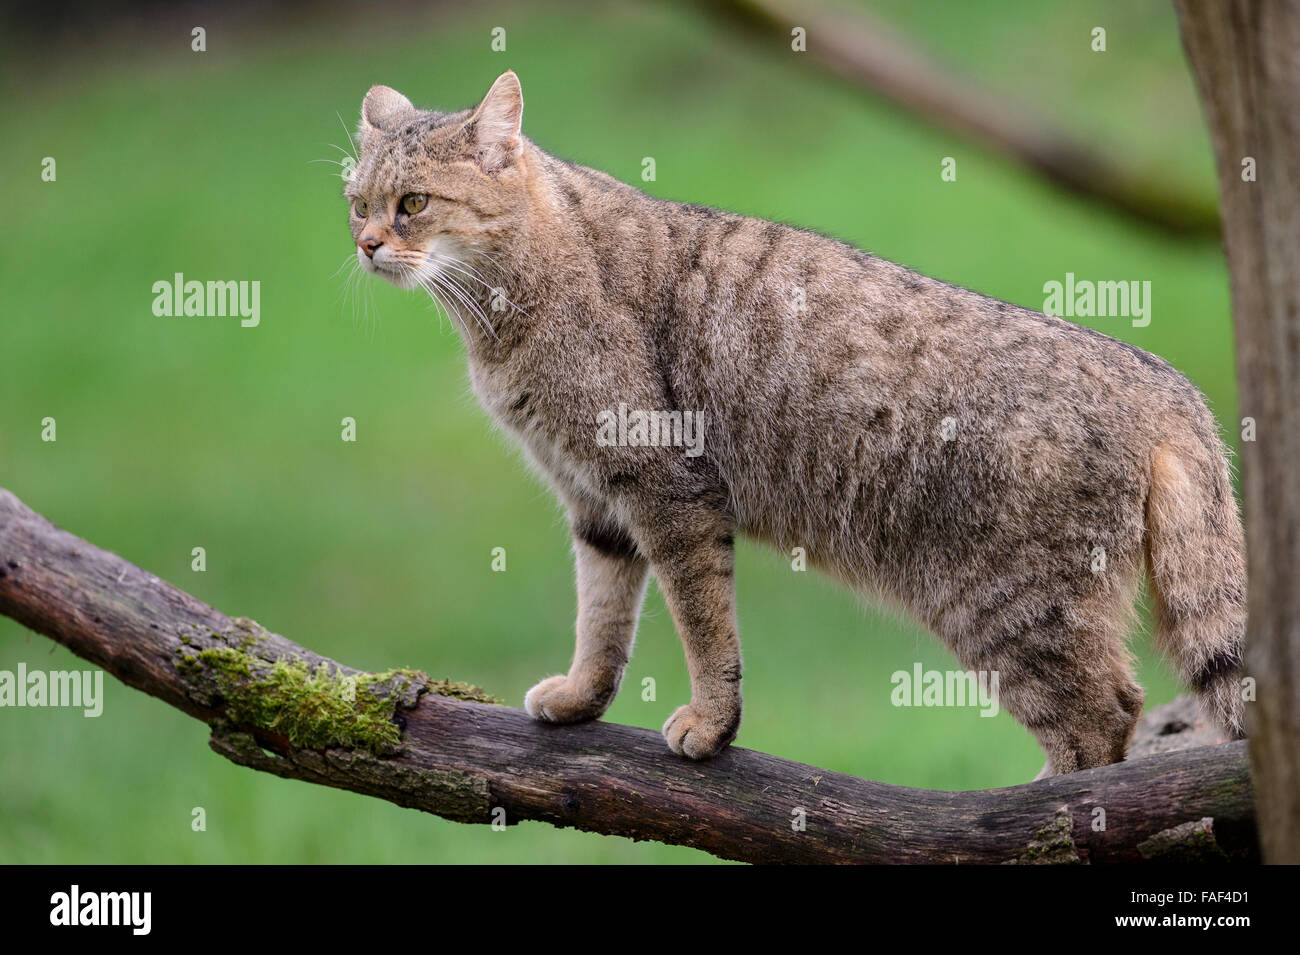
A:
642 511 742 760
524 512 649 724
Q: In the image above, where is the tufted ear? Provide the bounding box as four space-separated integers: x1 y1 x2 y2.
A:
359 85 415 149
468 71 523 173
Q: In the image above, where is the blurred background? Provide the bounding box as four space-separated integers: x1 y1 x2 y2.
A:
0 0 1233 863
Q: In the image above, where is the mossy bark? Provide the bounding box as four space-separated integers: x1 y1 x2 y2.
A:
0 487 1260 864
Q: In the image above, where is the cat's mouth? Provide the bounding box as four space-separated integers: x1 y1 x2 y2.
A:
358 246 422 290
354 239 500 339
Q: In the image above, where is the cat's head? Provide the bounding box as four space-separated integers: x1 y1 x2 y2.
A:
346 71 527 291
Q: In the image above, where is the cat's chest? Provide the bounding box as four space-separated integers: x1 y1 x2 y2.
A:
467 356 586 472
470 355 549 430
480 383 605 508
462 321 666 497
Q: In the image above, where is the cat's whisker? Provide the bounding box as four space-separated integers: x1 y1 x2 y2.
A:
354 262 369 339
434 273 494 341
430 264 498 340
310 158 353 171
335 112 360 164
427 282 471 338
343 252 378 339
335 253 367 332
412 269 454 334
418 278 460 334
431 253 526 322
428 255 491 289
330 252 358 281
426 252 491 285
428 251 495 284
464 247 508 270
453 291 497 340
427 267 494 340
348 265 365 333
443 251 507 289
409 263 469 337
365 264 379 339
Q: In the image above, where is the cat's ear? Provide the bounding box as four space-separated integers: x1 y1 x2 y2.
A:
360 85 415 149
468 71 524 173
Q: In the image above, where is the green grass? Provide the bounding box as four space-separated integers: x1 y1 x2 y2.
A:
0 0 1233 862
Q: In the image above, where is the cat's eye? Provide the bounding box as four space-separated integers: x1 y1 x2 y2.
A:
401 193 429 215
353 197 369 218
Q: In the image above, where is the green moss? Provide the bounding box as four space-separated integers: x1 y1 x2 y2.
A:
227 616 267 649
174 630 501 754
426 677 501 705
178 645 418 755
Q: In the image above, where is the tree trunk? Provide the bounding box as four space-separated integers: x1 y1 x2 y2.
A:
1174 0 1300 863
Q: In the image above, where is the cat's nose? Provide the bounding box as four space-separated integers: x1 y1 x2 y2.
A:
359 236 383 258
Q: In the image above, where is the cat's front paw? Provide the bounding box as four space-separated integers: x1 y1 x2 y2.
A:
662 701 739 759
524 674 606 724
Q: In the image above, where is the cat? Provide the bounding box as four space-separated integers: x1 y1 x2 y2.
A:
346 71 1246 776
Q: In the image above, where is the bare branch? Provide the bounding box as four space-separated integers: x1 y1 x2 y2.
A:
0 487 1256 863
703 0 1219 237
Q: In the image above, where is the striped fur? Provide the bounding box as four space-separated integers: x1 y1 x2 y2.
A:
348 73 1247 771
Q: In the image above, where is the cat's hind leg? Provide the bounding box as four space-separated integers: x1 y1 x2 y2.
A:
960 592 1144 779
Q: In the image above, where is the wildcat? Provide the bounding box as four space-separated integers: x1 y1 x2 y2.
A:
346 71 1246 775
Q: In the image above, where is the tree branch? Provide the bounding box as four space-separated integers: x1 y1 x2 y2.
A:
701 0 1220 237
0 487 1256 863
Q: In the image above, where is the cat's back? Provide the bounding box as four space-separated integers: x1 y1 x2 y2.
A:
535 160 1215 493
638 203 1219 560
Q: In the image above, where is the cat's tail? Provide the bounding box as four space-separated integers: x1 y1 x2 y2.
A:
1144 442 1247 739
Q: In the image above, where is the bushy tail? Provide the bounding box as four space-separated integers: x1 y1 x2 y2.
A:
1145 444 1247 739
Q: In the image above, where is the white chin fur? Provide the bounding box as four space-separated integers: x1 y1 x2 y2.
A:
358 246 420 290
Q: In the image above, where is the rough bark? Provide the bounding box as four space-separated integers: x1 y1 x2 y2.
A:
702 0 1219 237
0 487 1256 863
1174 0 1300 864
